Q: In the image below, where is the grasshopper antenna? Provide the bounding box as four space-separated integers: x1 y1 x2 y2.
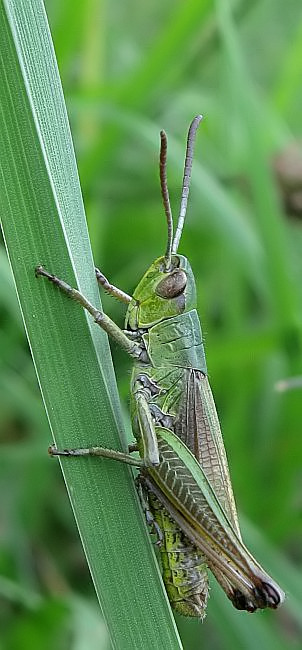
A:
159 129 173 270
172 115 203 254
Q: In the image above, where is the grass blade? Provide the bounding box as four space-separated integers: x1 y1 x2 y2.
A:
0 1 181 648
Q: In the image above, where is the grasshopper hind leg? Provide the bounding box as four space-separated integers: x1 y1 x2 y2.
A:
143 483 209 620
136 478 163 545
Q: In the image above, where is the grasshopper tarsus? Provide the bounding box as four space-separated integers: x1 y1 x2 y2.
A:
36 265 73 296
35 265 52 281
48 445 90 458
48 445 70 457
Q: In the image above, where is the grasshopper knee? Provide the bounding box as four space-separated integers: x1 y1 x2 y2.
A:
145 458 160 468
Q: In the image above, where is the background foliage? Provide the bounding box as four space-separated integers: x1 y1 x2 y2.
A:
1 0 302 648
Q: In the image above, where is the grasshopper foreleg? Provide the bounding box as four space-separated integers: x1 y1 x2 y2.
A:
35 265 147 360
46 378 161 469
95 267 132 304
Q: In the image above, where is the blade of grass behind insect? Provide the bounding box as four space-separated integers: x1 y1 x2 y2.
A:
0 2 182 648
272 19 302 118
101 110 264 282
79 0 213 184
215 0 301 334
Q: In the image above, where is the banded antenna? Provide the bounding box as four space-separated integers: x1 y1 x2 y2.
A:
159 129 173 270
172 115 203 254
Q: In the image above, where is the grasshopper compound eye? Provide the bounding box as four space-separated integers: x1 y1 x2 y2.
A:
155 269 187 299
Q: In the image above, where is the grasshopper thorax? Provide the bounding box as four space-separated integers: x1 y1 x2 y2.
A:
125 254 197 330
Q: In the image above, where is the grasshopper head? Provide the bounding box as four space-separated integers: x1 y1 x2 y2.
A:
126 254 196 328
125 115 203 330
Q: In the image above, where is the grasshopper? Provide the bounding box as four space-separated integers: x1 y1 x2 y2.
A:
36 116 284 619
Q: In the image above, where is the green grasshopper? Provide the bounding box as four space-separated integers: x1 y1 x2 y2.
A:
36 116 284 619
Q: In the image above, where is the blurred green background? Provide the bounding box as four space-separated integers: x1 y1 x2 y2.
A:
1 0 302 648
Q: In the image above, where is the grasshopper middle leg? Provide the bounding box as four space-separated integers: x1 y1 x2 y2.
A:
49 443 147 468
95 267 132 304
48 387 160 468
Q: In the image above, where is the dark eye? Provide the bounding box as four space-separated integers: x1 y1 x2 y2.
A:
156 270 187 299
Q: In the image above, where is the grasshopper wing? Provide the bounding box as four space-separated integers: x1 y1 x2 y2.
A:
175 370 240 535
146 427 284 612
174 369 247 599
